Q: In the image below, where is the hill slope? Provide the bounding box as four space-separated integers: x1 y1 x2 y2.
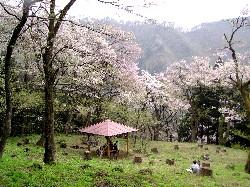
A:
0 135 249 187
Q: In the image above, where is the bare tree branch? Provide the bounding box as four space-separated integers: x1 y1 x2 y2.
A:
0 2 21 20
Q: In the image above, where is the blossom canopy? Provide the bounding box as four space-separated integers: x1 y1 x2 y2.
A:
79 119 137 136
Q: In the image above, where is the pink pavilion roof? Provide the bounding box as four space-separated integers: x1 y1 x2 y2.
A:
79 119 137 136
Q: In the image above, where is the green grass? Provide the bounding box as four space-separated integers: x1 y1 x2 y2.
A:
0 134 249 187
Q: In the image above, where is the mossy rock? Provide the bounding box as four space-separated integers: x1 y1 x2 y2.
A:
139 168 153 175
134 156 142 164
200 167 212 176
166 159 175 165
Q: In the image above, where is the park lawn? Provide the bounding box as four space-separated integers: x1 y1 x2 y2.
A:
0 134 249 187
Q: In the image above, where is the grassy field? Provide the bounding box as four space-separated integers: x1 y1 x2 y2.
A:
0 134 249 187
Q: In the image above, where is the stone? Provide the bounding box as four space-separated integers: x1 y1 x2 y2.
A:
134 156 142 164
200 167 213 176
60 143 67 148
174 145 179 150
139 168 153 175
151 148 159 153
205 147 209 150
166 159 175 165
222 148 227 152
198 144 203 148
201 162 210 168
71 145 79 149
84 150 92 160
203 154 209 160
216 149 220 153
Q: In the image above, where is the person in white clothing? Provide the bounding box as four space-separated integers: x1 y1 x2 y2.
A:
186 160 200 174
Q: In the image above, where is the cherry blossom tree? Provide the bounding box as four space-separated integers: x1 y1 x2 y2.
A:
160 56 217 141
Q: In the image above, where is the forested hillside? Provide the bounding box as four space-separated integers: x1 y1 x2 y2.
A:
101 18 250 73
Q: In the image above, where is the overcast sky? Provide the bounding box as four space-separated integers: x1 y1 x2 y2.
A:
62 0 250 29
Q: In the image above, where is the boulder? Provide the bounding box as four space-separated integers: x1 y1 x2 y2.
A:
202 154 209 161
200 167 213 176
71 145 79 149
134 156 142 164
198 144 203 148
174 145 179 150
201 162 210 168
84 150 92 160
139 168 153 175
60 143 67 148
166 159 175 165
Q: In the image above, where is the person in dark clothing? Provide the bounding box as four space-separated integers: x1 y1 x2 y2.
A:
113 141 118 152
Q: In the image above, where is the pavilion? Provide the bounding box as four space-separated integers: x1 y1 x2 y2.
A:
79 119 137 157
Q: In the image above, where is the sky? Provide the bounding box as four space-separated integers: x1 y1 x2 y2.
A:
62 0 250 29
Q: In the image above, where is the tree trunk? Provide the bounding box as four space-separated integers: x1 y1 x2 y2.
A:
240 89 250 173
191 122 198 142
189 104 198 142
43 78 56 163
42 0 77 164
153 126 160 141
148 126 153 141
241 89 250 121
218 116 225 145
0 1 31 158
245 151 250 174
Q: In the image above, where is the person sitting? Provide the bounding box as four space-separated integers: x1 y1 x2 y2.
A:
113 141 119 152
96 144 104 157
186 160 200 174
110 140 119 158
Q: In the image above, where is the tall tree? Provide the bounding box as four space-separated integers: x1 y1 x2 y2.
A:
42 0 77 164
0 0 41 158
223 16 250 174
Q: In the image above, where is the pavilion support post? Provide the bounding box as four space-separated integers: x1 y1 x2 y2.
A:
127 133 129 155
87 134 90 151
107 136 110 158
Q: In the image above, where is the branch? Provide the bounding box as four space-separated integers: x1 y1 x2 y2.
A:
97 0 157 24
54 0 77 34
0 2 21 21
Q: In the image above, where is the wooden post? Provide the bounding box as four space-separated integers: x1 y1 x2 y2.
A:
87 134 90 151
107 137 111 157
127 133 129 155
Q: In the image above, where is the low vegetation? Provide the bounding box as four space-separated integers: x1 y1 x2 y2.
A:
0 134 249 187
